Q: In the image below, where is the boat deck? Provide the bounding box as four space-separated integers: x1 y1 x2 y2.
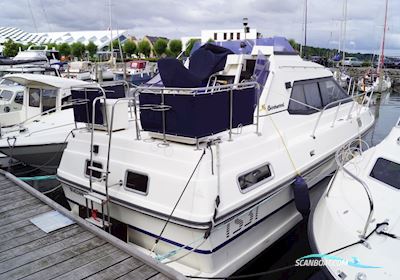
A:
0 171 185 280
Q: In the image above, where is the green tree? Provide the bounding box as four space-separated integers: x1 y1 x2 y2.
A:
70 42 86 59
168 39 182 57
184 38 200 57
46 43 58 50
123 39 137 57
58 43 71 56
3 39 21 57
86 41 98 57
112 40 120 50
153 38 168 57
288 39 300 52
137 40 151 58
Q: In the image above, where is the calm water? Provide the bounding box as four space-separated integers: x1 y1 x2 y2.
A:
7 88 400 280
234 88 400 280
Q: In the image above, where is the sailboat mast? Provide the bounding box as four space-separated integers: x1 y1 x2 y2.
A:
342 0 347 64
304 0 308 57
378 0 388 73
109 0 114 60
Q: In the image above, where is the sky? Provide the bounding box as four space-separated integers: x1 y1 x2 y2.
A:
0 0 399 56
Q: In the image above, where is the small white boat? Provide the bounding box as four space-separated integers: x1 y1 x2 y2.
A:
58 37 375 278
0 84 25 122
309 118 400 280
0 73 91 172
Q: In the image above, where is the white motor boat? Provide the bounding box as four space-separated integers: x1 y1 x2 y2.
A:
309 119 400 280
0 74 92 172
57 38 375 278
0 73 88 128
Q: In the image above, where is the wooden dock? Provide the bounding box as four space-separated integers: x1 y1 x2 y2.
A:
0 170 186 280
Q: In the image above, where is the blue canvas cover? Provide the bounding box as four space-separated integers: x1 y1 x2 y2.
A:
71 89 104 125
102 84 126 99
139 87 256 139
158 43 234 88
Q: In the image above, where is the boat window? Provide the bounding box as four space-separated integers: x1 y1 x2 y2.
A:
318 79 348 106
61 95 72 110
237 32 241 40
214 33 217 40
28 88 41 107
41 89 57 112
370 158 400 189
0 90 14 101
223 33 227 40
288 77 349 115
125 171 148 195
85 160 103 179
238 163 273 192
14 92 24 104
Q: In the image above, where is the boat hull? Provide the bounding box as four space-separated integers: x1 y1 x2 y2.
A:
0 143 66 173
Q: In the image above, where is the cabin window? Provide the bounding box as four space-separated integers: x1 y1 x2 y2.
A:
125 171 148 195
61 95 72 110
28 88 41 107
214 33 218 40
41 89 57 112
370 158 400 189
223 33 227 40
237 32 241 40
288 77 349 115
14 92 24 104
85 160 103 179
238 163 273 192
0 90 13 101
230 32 234 40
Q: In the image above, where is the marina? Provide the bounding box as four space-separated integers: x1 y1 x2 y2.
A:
0 0 399 279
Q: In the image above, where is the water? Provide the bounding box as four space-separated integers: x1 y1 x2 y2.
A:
6 89 400 280
233 88 400 280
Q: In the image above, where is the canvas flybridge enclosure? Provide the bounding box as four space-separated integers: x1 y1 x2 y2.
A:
71 82 129 131
138 42 271 143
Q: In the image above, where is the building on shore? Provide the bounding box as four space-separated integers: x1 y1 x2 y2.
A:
0 27 134 53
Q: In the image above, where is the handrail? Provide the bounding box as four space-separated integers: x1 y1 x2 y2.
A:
329 140 374 239
311 92 367 138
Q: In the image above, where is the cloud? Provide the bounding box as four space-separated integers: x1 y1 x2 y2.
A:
0 0 398 55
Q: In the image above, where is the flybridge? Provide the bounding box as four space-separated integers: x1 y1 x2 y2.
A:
190 37 297 55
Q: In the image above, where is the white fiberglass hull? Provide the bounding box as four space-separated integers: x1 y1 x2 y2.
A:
62 158 334 278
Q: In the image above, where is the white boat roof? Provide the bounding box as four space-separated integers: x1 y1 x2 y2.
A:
3 73 91 89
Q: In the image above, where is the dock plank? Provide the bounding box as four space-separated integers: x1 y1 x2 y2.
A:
0 197 40 213
0 202 46 220
0 189 26 202
0 191 33 207
117 265 159 280
53 250 131 280
21 243 118 280
0 237 106 280
149 274 173 280
83 257 144 280
0 224 39 243
0 225 83 260
0 231 94 274
0 204 51 227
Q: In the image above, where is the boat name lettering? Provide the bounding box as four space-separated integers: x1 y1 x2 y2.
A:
226 206 259 238
267 103 285 111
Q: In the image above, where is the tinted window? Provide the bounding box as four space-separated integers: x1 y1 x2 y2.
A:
42 89 57 112
85 160 103 179
29 88 41 107
61 95 72 110
14 92 24 104
288 77 350 115
239 164 272 191
304 83 322 109
125 171 148 194
370 158 400 189
318 79 348 106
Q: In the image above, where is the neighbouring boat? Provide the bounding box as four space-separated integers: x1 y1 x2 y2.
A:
57 37 375 278
309 118 400 280
114 60 157 85
358 0 391 93
0 74 93 172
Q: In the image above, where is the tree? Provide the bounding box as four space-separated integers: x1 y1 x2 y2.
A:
112 40 120 50
46 43 58 50
184 38 200 57
3 39 21 57
86 41 98 57
137 40 151 58
123 39 137 57
153 38 168 57
58 43 71 56
70 42 86 59
168 39 182 57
